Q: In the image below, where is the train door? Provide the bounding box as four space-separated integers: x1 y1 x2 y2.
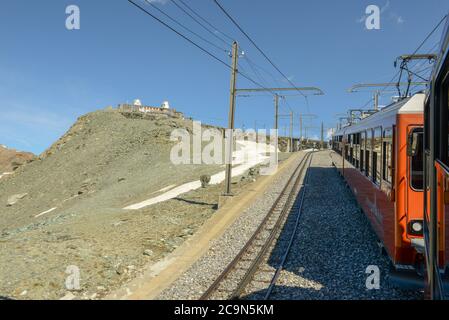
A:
435 69 449 273
424 15 449 300
406 127 425 238
426 56 449 299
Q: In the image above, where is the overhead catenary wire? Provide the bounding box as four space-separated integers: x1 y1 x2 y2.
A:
175 0 236 43
242 56 312 114
142 0 227 53
408 41 441 72
170 0 233 48
245 56 283 88
243 58 271 89
212 0 308 100
378 14 448 97
128 0 278 94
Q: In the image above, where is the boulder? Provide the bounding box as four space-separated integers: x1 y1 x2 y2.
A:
6 193 28 207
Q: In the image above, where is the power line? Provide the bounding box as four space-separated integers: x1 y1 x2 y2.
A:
378 14 448 97
212 0 307 99
362 98 374 108
245 56 282 88
408 41 441 72
243 59 313 114
129 0 230 67
142 0 227 52
176 0 236 43
242 58 271 89
128 0 275 93
170 0 232 48
411 14 448 56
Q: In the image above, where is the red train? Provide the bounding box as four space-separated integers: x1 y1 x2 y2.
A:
331 93 427 284
424 17 449 299
331 17 449 298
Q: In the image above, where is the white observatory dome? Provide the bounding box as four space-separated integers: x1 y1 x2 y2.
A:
133 99 142 106
161 101 170 109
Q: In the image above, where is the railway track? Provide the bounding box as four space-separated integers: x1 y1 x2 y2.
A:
201 151 314 300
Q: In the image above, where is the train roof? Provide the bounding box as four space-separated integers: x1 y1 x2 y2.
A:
334 93 425 136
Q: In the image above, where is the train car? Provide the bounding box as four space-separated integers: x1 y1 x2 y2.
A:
331 93 427 282
423 17 449 299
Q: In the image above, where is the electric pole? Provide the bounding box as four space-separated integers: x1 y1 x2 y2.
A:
299 114 303 150
290 111 293 152
274 94 279 132
374 90 379 111
274 94 279 164
224 41 239 196
321 121 324 150
231 87 324 165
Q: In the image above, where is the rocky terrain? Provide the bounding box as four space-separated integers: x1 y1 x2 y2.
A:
0 108 288 300
0 145 35 174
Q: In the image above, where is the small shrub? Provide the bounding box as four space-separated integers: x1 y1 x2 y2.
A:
200 175 211 188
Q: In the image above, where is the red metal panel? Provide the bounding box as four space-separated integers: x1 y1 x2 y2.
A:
435 161 449 269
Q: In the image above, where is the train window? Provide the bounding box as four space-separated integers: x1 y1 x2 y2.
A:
410 128 424 191
383 128 393 184
355 133 360 168
373 127 382 185
366 130 372 178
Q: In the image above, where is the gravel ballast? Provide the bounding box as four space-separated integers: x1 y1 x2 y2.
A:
160 151 423 300
257 151 422 300
158 152 307 299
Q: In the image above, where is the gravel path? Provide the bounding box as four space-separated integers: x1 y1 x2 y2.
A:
158 152 307 300
252 151 422 300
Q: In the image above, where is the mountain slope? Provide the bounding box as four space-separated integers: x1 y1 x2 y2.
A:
0 145 35 173
0 108 230 299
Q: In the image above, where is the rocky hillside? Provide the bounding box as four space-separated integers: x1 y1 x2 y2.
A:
0 145 35 173
0 108 231 299
0 109 223 230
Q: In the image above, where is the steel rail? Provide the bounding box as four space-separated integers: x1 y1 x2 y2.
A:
200 151 313 300
263 153 313 299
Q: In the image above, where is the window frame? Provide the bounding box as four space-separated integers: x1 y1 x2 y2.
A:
372 127 382 186
360 131 366 173
382 128 393 185
409 127 424 192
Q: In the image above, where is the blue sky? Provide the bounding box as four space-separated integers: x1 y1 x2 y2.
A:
1 0 448 154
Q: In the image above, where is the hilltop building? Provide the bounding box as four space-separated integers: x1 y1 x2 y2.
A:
118 99 184 119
